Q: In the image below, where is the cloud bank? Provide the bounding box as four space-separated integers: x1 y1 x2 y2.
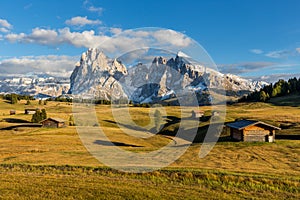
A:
0 55 78 77
0 18 12 33
65 16 102 27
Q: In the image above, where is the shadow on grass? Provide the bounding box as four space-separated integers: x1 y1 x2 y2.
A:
103 120 149 132
3 118 31 123
94 140 143 147
276 135 300 140
103 116 236 144
0 123 42 130
159 116 227 143
102 120 117 124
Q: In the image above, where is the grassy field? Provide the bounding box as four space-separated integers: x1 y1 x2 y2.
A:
0 99 299 199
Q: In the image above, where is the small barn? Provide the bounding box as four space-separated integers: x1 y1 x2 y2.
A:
10 110 16 115
40 117 66 128
226 119 280 142
25 108 38 115
192 110 205 118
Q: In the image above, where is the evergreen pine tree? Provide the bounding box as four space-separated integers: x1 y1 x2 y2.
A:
41 109 47 120
69 115 75 126
259 91 268 102
11 94 18 104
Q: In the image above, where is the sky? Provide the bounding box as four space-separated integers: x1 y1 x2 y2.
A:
0 0 300 82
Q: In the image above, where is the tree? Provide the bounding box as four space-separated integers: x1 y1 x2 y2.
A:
11 94 18 104
31 110 41 123
31 109 47 123
44 100 47 105
69 115 75 126
26 100 31 105
39 100 42 105
271 87 279 97
154 109 162 132
259 91 268 102
41 109 47 120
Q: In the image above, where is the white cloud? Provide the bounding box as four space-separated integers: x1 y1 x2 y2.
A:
110 27 122 35
0 18 12 33
4 28 194 54
0 55 78 76
251 73 300 83
58 27 108 48
218 62 275 74
5 33 26 42
26 28 58 45
65 16 102 27
0 27 10 33
265 50 290 58
249 49 263 54
88 6 103 14
24 3 33 10
296 48 300 54
83 0 103 15
5 27 107 48
0 19 12 29
152 29 192 47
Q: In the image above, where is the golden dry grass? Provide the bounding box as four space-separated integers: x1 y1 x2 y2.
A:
0 99 299 199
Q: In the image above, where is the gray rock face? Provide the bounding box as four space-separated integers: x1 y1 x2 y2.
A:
69 48 128 100
69 48 267 104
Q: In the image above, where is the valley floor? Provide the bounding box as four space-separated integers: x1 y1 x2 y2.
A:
0 99 299 199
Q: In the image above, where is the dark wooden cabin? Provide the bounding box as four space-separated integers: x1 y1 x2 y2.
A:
226 119 280 142
40 118 65 128
25 108 38 115
10 110 16 115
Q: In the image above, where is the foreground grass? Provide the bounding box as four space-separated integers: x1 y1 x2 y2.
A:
0 164 299 200
0 100 300 199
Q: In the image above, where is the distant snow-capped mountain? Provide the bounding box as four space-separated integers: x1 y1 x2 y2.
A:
69 48 268 104
0 74 70 97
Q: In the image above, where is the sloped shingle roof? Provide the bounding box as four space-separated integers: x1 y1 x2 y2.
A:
41 117 65 123
226 119 280 130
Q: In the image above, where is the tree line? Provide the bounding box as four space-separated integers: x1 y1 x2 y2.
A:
31 109 47 123
0 94 35 104
239 77 300 102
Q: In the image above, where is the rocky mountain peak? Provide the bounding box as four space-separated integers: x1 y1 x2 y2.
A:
69 48 268 104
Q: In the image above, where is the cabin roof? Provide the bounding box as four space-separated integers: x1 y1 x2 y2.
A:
193 110 204 113
25 108 38 111
226 119 280 130
41 117 65 123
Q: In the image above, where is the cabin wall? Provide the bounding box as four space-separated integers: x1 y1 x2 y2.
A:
57 122 65 128
231 128 243 141
243 125 271 142
42 120 58 128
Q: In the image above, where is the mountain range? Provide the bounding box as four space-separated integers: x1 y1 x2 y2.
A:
0 48 268 104
69 48 267 104
0 74 69 98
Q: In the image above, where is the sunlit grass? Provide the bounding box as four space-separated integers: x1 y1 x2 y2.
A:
0 99 299 199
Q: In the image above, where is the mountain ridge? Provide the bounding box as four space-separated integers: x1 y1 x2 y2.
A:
69 48 268 104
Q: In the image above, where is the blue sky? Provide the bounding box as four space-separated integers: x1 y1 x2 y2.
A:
0 0 300 82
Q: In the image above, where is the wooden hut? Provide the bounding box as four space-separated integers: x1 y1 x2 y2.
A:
40 117 66 128
10 110 16 115
192 110 204 118
226 119 280 142
25 108 38 115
